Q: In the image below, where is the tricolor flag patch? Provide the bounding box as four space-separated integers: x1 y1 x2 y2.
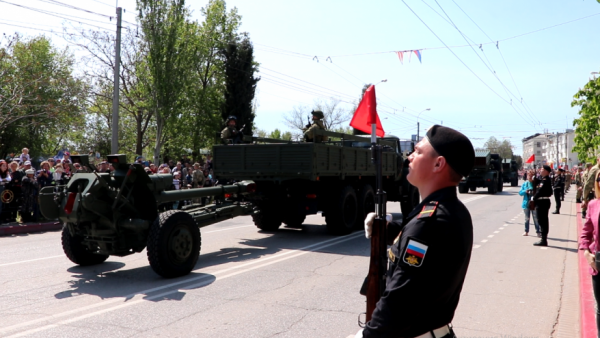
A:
402 238 428 267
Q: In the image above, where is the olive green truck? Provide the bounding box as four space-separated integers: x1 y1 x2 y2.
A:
213 130 419 235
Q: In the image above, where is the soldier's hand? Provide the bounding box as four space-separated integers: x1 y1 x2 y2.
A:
364 212 392 238
585 250 597 272
582 200 588 209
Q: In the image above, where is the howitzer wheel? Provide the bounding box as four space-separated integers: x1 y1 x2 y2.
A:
252 200 283 231
147 210 201 278
326 185 357 235
61 224 109 266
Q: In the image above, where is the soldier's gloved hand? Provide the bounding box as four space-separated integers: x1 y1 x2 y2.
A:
364 212 393 239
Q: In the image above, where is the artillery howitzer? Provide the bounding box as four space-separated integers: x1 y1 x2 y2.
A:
38 154 256 278
458 151 503 194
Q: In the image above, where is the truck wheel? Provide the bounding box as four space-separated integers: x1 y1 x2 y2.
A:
356 184 375 229
62 224 109 266
488 180 497 194
326 185 358 235
147 210 201 278
497 178 503 192
252 201 283 231
283 213 306 228
511 178 518 187
458 185 469 194
469 186 476 192
401 185 420 216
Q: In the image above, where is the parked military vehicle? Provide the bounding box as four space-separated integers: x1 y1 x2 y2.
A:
213 129 419 235
38 154 256 278
458 151 503 194
501 158 519 186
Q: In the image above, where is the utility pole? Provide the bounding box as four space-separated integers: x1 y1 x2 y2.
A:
111 7 122 155
416 121 420 142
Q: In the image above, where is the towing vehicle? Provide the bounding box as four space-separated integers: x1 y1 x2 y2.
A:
458 151 503 194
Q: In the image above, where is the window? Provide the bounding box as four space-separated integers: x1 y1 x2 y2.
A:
537 142 541 147
537 151 541 155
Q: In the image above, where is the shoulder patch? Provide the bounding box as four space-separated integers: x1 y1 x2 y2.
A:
417 201 438 219
402 238 428 267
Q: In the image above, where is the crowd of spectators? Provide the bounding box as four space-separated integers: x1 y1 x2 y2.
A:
0 148 215 225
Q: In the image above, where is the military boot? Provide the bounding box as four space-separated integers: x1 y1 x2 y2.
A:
533 239 548 246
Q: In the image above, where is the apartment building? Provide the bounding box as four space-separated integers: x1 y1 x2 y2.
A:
522 129 578 169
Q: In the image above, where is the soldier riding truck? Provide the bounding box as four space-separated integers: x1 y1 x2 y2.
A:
39 130 419 278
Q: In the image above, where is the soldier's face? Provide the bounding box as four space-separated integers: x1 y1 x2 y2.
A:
228 120 236 127
407 139 438 187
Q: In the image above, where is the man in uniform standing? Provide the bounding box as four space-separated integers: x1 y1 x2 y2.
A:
575 166 584 203
552 168 565 214
533 165 553 246
583 159 600 219
221 116 239 144
358 125 475 338
303 110 328 143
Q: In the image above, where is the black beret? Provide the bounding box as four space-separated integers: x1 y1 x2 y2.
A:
558 168 565 172
425 125 475 177
542 165 552 172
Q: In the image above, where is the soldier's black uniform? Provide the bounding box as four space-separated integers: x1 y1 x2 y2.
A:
533 175 552 244
552 174 565 214
363 186 473 338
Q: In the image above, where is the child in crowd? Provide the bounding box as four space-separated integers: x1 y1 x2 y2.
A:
19 148 30 164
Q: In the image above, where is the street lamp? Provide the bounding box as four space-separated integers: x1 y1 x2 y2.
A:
416 108 431 141
376 79 388 85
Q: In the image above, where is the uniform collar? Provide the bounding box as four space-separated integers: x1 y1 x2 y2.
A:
405 186 457 222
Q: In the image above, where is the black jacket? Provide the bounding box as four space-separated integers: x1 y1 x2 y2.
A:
533 175 553 200
363 186 473 338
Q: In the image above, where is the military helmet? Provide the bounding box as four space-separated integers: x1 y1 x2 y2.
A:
311 110 324 119
226 115 237 123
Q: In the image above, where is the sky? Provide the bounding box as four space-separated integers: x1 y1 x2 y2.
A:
2 0 599 155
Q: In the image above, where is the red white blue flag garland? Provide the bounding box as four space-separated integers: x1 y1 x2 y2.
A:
396 50 422 64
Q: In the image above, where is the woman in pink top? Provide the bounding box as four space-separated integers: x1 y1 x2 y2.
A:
580 170 600 335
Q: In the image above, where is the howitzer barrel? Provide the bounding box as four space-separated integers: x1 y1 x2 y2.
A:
155 181 256 204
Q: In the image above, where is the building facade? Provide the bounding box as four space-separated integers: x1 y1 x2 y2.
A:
522 129 578 169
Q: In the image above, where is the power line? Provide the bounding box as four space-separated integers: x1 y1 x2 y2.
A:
32 0 113 19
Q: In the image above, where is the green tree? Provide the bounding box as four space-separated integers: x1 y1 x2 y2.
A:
221 32 260 135
138 0 192 164
572 75 600 163
0 34 86 158
483 136 513 159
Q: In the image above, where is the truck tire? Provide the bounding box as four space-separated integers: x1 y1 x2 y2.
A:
401 185 420 216
326 185 358 235
511 177 518 187
488 179 497 194
62 224 109 266
147 210 201 278
283 212 306 228
497 177 503 192
252 200 283 231
356 184 375 229
458 184 469 194
469 186 476 192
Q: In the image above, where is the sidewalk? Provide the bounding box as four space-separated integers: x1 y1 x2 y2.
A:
0 220 62 236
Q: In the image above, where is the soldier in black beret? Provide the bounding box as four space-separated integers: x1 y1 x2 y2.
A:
359 125 475 338
532 165 553 246
552 168 565 214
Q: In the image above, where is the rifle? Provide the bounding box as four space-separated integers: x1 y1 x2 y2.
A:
362 141 388 324
232 124 246 144
306 115 311 129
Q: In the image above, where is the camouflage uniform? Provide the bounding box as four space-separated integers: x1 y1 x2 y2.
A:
583 163 599 216
575 168 583 202
303 110 328 143
221 126 238 144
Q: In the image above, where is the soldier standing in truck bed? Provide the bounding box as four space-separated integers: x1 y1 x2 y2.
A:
221 116 239 144
303 110 329 143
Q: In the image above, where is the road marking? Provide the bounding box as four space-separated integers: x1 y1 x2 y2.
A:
540 247 548 250
494 231 499 233
2 232 363 337
487 235 494 238
473 245 481 249
499 228 504 230
204 225 254 234
0 255 65 267
481 239 488 243
461 195 490 204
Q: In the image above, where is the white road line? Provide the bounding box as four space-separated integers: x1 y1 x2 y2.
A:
481 239 488 243
0 255 65 268
2 232 363 337
204 225 254 234
494 231 499 234
499 228 504 230
473 245 481 249
487 235 494 238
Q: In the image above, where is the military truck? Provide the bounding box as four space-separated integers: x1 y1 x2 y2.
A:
458 151 503 194
213 129 419 235
38 154 257 278
501 158 519 187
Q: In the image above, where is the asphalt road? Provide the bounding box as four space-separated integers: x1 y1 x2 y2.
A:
0 182 579 338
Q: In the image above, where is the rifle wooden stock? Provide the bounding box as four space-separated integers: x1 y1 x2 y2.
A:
366 216 387 322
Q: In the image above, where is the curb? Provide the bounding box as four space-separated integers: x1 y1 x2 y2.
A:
0 222 62 236
577 203 598 338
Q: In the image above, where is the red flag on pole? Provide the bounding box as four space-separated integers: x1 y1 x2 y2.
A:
525 154 535 163
350 85 385 137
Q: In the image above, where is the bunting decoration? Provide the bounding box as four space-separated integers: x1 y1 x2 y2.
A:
396 51 404 65
395 49 423 65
